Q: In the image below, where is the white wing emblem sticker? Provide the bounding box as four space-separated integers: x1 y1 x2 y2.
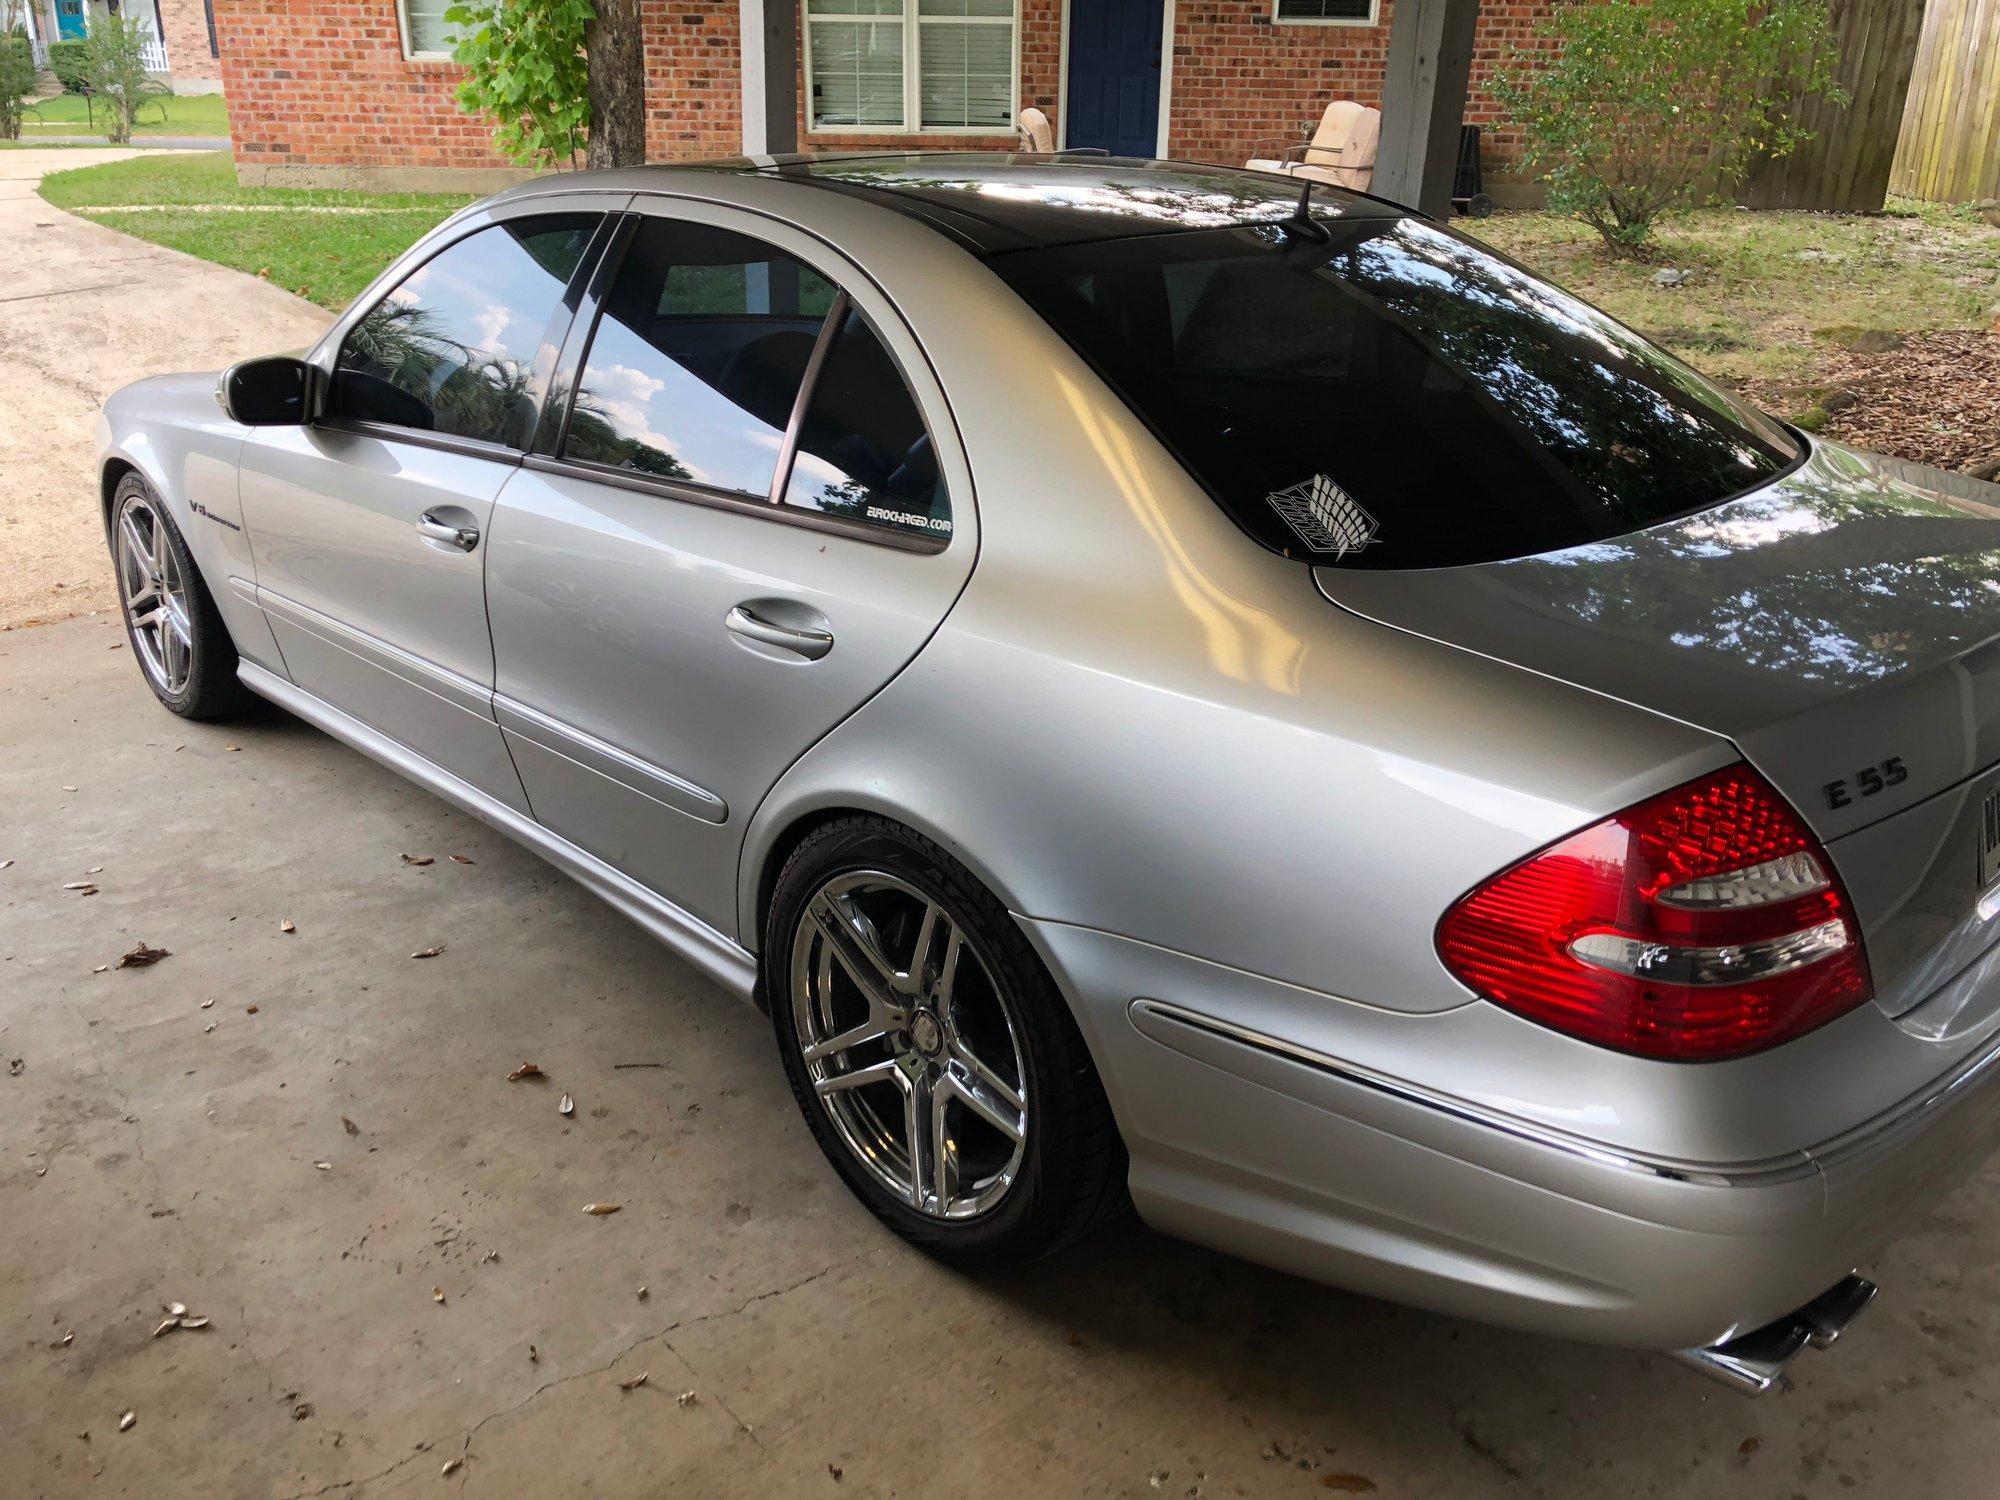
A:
1267 474 1379 558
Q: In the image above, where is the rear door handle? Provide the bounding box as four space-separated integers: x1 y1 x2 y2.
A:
418 512 480 551
726 604 833 661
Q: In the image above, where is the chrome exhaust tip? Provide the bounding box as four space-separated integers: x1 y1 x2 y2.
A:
1670 1275 1878 1394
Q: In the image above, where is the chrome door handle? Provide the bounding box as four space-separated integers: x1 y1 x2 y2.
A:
725 604 833 661
417 513 480 551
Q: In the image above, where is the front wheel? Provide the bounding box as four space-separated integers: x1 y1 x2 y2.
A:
766 817 1127 1268
109 473 250 720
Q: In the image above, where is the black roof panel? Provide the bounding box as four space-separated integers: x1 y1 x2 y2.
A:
728 153 1404 255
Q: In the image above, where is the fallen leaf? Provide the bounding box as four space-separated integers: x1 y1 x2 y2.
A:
53 1331 73 1348
62 880 96 892
432 1287 445 1303
636 1285 648 1300
411 945 446 959
246 1005 259 1015
204 1022 216 1034
151 1318 180 1338
448 854 474 864
528 1344 538 1363
117 942 171 968
559 1093 575 1117
225 744 241 752
1322 1478 1376 1493
35 1166 47 1177
507 1062 543 1081
88 867 103 875
342 1116 359 1136
178 1317 209 1330
0 860 11 869
618 1371 649 1392
1739 1438 1761 1456
291 1401 314 1420
313 1161 331 1171
93 965 108 974
676 1389 697 1408
828 1465 842 1482
164 1302 187 1318
400 854 434 866
582 1202 622 1216
7 1058 21 1076
62 785 77 792
481 1249 499 1263
441 1457 462 1477
199 998 214 1009
280 920 296 934
119 1411 136 1432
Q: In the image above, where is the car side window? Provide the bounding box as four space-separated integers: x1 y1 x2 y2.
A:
781 308 952 540
335 214 599 447
564 219 836 495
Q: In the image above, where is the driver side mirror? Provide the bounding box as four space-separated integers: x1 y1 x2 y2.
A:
218 355 314 426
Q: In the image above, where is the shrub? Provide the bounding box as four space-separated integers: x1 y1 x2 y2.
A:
443 0 592 168
47 37 87 93
1493 0 1847 257
81 13 168 144
0 35 33 139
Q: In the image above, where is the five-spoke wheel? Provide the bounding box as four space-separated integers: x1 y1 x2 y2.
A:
768 817 1127 1267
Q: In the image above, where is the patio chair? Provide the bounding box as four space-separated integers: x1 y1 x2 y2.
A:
1016 107 1054 154
1245 100 1381 192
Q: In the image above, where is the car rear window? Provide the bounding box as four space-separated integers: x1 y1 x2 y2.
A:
989 215 1802 569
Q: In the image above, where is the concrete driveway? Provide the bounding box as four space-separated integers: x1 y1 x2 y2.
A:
8 623 2000 1500
0 149 327 631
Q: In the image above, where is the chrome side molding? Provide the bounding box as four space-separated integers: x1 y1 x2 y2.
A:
1672 1275 1878 1394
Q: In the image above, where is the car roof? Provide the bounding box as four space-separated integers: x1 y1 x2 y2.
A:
495 153 1406 257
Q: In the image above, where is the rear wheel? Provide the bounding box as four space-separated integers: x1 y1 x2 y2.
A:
766 817 1127 1267
109 473 250 720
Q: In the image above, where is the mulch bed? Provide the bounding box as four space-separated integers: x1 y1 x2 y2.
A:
1807 330 2000 479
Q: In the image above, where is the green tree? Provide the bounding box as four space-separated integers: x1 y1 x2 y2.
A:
0 33 35 141
443 0 593 168
81 12 169 145
1493 0 1847 257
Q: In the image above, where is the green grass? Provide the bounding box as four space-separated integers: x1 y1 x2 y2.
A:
1474 196 2000 394
21 90 231 136
38 152 473 309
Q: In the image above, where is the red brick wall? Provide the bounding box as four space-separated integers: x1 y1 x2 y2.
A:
219 0 1548 179
1165 0 1549 170
157 0 222 84
216 0 507 171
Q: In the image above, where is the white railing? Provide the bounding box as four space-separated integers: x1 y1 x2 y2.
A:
141 35 169 72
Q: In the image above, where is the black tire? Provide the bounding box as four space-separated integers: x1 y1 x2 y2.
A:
765 817 1128 1268
107 472 253 720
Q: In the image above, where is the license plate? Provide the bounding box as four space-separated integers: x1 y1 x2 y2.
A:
1981 787 2000 890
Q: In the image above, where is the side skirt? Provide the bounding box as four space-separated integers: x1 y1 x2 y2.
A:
237 661 759 1003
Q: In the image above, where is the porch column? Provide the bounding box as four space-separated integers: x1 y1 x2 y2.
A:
741 0 801 157
1372 0 1481 218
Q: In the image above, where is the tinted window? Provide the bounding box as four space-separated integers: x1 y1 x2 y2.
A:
992 216 1801 568
783 309 951 539
336 215 598 446
565 220 836 495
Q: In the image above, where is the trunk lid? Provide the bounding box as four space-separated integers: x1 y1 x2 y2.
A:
1317 440 2000 1021
1316 440 2000 844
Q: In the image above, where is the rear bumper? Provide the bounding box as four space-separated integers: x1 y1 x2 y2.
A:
1027 920 2000 1352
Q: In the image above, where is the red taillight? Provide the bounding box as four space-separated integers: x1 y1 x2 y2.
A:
1437 763 1871 1062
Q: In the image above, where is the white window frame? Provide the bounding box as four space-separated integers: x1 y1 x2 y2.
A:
1271 0 1379 26
805 0 1022 136
396 0 457 61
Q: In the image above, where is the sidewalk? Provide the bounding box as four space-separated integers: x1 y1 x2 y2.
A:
0 148 327 630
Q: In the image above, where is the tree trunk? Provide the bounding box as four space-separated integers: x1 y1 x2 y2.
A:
585 0 646 170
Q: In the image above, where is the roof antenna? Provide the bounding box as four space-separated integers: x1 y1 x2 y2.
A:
1280 176 1330 244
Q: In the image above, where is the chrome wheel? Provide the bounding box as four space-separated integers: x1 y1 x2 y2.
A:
115 492 194 697
790 871 1029 1220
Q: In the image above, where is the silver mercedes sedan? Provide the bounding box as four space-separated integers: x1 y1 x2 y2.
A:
97 155 2000 1391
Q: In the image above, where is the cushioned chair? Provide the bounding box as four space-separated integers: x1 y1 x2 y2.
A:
1245 101 1381 192
1016 107 1055 154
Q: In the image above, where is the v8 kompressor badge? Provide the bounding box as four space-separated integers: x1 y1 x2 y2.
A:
1267 474 1378 558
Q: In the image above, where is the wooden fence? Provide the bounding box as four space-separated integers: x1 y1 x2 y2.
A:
1741 0 1929 212
1891 0 2000 204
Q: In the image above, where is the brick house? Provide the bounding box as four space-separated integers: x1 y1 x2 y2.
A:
24 0 223 92
217 0 1550 190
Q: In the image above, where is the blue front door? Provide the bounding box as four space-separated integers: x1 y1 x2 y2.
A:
55 0 86 40
1065 0 1165 157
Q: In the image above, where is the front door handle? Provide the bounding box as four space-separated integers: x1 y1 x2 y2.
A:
726 604 834 661
418 512 480 551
